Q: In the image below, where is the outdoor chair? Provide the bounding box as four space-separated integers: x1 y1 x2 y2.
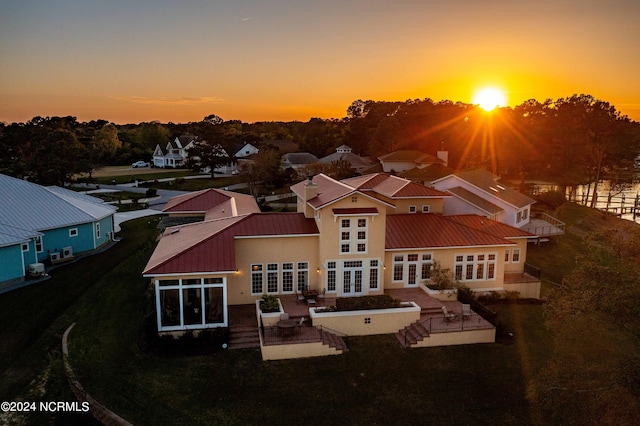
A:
462 304 472 320
442 306 457 322
295 289 305 304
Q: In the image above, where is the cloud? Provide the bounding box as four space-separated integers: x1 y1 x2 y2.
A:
110 96 225 106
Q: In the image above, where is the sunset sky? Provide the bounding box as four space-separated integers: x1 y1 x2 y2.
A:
2 0 639 124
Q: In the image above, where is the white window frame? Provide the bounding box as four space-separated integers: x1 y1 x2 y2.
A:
339 217 368 255
96 222 101 239
393 255 404 282
454 253 497 282
35 235 43 253
22 243 29 252
297 262 309 292
266 263 279 294
512 248 521 263
251 264 264 295
69 228 78 237
282 263 294 293
369 260 379 290
409 205 417 213
155 277 227 331
326 261 337 292
422 205 430 213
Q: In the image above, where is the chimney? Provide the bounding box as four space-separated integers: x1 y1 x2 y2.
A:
304 176 318 201
436 142 448 167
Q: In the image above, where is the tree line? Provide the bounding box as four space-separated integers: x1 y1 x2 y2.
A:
1 94 639 188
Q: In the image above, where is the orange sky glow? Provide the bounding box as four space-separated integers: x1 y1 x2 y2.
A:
1 1 639 124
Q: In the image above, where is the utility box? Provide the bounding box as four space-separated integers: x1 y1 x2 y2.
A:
28 263 45 277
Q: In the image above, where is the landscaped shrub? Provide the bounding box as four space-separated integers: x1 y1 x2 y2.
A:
145 188 158 197
536 190 566 209
259 294 280 313
335 295 401 311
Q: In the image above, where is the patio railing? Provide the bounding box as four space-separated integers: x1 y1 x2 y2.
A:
400 312 494 347
524 263 541 280
261 324 348 348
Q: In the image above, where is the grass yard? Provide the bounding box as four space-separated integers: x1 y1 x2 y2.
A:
3 202 637 424
141 175 244 191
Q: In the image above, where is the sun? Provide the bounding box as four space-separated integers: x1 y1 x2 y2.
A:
473 87 507 111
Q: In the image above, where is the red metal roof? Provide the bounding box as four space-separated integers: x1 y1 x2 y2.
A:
143 213 319 275
444 215 536 238
385 214 515 249
332 208 378 215
162 188 231 213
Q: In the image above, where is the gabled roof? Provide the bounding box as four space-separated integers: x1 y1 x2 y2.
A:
290 173 356 209
282 152 319 165
444 215 536 239
317 152 373 169
446 169 535 209
378 150 443 165
162 188 260 219
291 173 450 210
143 213 319 275
385 214 516 250
0 174 115 232
399 163 455 182
0 224 42 248
342 173 449 198
446 187 504 215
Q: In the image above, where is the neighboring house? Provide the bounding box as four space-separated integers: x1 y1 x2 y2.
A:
378 150 447 173
153 136 197 168
399 163 455 186
231 142 260 159
281 152 319 171
162 188 261 221
318 145 374 174
432 169 536 229
143 172 539 334
0 174 116 288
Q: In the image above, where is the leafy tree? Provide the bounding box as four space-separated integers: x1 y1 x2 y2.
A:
34 129 86 185
240 146 281 196
530 224 640 424
85 123 122 177
186 139 230 178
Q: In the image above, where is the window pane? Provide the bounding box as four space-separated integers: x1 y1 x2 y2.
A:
393 264 403 281
327 270 336 291
159 279 180 287
358 219 366 227
183 288 202 325
205 287 224 324
342 231 350 240
408 254 418 262
160 289 180 327
341 219 350 228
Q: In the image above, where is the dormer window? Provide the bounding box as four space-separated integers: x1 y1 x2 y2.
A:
409 205 417 213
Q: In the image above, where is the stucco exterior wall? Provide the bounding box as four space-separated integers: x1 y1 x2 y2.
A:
228 235 320 305
309 303 421 336
503 238 529 274
384 246 510 291
261 340 343 360
414 328 496 347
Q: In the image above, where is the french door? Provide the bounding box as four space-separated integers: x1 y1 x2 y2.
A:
342 261 364 296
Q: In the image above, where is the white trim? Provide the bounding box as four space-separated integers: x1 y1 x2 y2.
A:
385 243 514 252
234 233 319 240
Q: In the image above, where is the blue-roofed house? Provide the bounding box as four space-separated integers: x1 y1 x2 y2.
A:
0 174 117 288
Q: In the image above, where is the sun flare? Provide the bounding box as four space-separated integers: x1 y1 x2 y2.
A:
473 87 507 111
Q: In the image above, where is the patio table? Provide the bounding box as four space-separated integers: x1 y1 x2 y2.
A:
277 319 298 338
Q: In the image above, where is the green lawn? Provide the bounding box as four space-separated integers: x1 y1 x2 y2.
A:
3 203 637 424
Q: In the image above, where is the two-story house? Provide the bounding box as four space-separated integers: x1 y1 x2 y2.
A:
152 136 198 168
143 172 538 334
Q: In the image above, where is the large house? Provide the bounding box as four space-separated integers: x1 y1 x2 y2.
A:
0 174 116 289
143 172 538 335
152 136 197 168
432 169 536 229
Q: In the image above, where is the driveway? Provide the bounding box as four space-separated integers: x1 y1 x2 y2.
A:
114 209 164 232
